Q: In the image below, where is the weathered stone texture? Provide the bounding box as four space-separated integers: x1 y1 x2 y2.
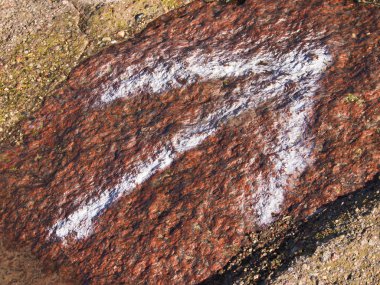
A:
0 0 379 284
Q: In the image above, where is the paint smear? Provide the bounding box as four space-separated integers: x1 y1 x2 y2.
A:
50 42 332 241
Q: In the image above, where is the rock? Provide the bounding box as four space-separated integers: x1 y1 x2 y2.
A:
322 250 332 262
134 13 144 22
117 30 126 38
0 0 379 284
101 36 112 42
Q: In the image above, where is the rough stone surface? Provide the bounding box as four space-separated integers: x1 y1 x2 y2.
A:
0 0 185 283
0 0 186 142
203 177 380 284
271 202 380 285
0 0 379 284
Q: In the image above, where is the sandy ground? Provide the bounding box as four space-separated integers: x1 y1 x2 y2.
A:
0 0 379 284
271 194 380 285
0 239 76 285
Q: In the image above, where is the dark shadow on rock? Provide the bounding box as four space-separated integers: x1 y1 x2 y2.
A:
201 173 380 284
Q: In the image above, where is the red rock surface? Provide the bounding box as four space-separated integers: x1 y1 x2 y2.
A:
0 0 379 284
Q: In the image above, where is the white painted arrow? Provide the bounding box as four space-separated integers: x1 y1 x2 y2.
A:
50 42 332 241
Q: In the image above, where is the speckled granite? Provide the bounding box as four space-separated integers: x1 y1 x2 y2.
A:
0 0 379 284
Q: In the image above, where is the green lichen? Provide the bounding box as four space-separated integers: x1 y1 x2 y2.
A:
345 93 364 106
84 0 184 55
161 0 181 10
85 5 131 40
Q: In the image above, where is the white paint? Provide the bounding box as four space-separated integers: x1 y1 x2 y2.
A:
50 41 332 241
100 48 271 103
252 49 331 225
51 147 175 240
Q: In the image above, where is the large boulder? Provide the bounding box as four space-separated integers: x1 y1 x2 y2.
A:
0 0 379 284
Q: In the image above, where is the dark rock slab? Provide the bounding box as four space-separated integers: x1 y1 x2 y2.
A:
0 0 379 284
